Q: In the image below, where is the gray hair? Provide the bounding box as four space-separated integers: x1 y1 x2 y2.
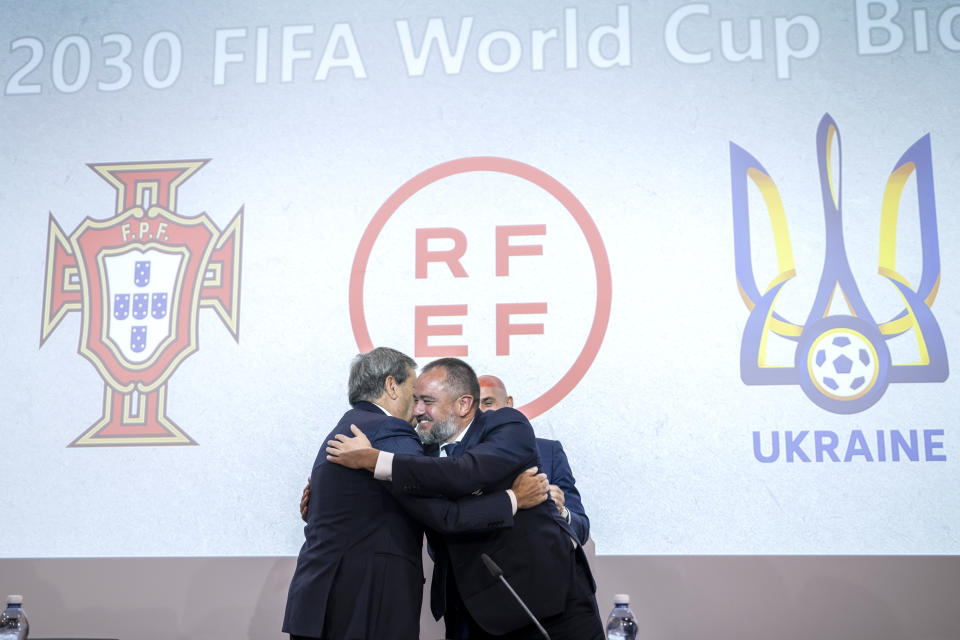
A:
348 347 417 405
421 357 480 411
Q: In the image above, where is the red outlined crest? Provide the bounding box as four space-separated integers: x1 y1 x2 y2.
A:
40 161 243 447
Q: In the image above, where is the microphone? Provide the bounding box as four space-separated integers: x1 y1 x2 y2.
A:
481 553 551 640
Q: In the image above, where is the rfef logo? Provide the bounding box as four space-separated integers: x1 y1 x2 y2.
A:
349 157 611 419
730 114 948 414
40 161 243 446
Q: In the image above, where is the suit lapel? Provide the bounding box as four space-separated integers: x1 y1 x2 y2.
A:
456 411 486 454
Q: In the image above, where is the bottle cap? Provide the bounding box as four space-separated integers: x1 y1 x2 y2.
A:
614 593 630 605
6 596 23 605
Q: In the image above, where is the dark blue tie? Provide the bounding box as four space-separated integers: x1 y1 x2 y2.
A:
441 442 459 458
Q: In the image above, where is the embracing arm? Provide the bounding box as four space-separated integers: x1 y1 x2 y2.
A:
390 466 546 534
362 423 548 534
390 411 539 499
547 440 591 544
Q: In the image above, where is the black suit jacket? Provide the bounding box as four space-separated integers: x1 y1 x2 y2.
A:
392 407 594 635
282 402 514 639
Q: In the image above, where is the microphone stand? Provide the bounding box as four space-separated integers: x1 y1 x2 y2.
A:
481 553 551 640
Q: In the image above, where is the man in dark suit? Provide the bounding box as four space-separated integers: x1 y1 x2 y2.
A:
478 375 591 545
327 358 604 640
283 348 546 640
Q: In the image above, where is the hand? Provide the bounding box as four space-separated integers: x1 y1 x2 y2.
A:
549 484 566 514
326 424 379 471
328 424 371 452
300 478 311 522
511 467 549 510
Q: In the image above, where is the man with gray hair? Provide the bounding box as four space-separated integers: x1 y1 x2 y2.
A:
283 347 548 640
327 357 604 639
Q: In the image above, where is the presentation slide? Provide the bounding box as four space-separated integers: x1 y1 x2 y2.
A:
1 0 957 558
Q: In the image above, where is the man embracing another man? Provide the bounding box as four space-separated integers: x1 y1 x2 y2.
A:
282 348 552 639
325 356 603 640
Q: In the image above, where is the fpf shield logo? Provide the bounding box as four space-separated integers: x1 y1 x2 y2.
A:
40 161 243 446
730 113 948 414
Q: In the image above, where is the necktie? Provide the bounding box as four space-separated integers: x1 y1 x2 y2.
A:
441 442 459 458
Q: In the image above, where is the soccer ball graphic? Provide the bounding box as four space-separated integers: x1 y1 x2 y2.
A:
808 330 878 399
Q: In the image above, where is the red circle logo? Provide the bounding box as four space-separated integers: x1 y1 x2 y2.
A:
349 157 611 418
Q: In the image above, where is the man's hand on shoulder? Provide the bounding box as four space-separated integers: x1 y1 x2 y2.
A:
326 424 380 472
511 466 549 509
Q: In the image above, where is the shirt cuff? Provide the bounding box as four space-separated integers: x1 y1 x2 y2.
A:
373 451 393 481
506 489 518 515
561 506 571 523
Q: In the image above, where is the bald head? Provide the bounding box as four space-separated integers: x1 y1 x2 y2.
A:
478 375 513 412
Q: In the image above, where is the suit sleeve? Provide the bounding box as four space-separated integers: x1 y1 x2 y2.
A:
372 417 515 534
549 440 590 544
392 490 514 534
392 410 538 499
369 417 426 456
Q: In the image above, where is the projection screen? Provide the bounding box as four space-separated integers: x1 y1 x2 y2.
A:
1 0 957 558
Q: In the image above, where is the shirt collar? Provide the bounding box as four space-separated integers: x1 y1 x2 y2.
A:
371 401 392 417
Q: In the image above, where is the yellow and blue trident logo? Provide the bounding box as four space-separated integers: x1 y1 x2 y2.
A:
731 113 948 414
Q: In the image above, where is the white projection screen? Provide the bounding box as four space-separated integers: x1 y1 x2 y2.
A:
1 0 958 569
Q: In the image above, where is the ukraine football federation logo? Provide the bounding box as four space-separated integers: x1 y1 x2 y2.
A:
40 160 243 446
730 114 948 414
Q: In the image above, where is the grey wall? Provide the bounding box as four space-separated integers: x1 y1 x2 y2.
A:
2 545 957 639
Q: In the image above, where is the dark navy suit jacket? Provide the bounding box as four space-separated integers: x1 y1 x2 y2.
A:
537 437 590 545
282 402 514 639
392 407 595 636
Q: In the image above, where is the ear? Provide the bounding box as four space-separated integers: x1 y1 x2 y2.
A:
506 395 514 408
384 375 399 400
457 394 475 417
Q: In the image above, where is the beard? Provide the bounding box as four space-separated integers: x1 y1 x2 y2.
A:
416 414 459 445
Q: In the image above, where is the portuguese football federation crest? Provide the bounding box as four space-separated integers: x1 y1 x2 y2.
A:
40 161 243 446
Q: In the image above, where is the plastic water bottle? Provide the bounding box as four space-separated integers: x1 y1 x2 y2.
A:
605 593 637 640
0 595 29 640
